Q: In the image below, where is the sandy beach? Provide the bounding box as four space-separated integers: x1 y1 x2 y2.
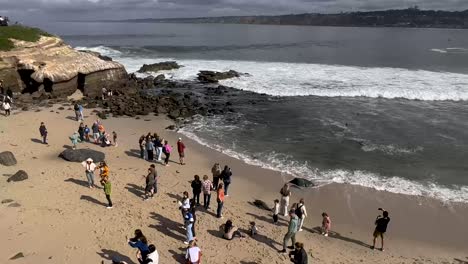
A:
1 105 468 264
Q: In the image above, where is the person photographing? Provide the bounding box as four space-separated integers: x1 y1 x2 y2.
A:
371 208 390 251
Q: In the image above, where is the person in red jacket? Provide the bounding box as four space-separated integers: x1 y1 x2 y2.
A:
177 138 186 165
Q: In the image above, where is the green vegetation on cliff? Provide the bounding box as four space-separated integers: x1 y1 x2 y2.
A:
0 25 52 51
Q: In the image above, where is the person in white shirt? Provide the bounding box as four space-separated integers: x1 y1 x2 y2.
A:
81 158 97 188
185 240 202 264
3 101 11 116
144 244 159 264
272 199 280 224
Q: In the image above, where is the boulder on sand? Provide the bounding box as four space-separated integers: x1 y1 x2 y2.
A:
197 70 241 83
289 178 314 188
59 149 105 163
137 61 181 73
7 170 29 182
0 151 17 166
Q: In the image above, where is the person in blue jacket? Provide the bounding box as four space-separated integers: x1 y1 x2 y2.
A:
128 229 150 264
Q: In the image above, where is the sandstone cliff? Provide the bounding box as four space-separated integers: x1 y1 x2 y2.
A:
0 35 127 97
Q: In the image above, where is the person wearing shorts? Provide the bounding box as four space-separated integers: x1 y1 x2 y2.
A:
372 209 390 251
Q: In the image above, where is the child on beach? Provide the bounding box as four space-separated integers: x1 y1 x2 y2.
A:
84 125 90 141
69 131 80 149
112 131 118 147
249 221 258 236
272 199 280 224
99 161 110 185
322 212 331 237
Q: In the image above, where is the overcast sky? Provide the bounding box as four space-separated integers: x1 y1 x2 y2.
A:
1 0 468 22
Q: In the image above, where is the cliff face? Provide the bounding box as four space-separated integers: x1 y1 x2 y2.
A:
0 36 127 97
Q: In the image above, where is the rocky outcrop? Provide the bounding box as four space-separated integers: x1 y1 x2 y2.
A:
197 70 241 83
7 170 28 182
59 149 105 163
0 36 127 97
137 61 180 73
0 151 17 166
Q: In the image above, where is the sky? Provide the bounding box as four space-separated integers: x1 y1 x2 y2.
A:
1 0 468 22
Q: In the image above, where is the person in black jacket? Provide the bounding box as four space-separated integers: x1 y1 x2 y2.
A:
221 166 232 196
191 175 202 206
289 242 308 264
39 122 48 144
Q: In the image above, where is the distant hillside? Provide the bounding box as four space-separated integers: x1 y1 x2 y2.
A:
119 8 468 29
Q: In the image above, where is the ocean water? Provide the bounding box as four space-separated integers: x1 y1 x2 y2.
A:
37 22 468 203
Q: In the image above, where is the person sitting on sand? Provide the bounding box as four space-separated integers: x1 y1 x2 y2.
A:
295 199 307 232
128 229 150 262
371 208 390 251
220 220 245 240
321 212 331 237
39 122 48 144
98 161 110 185
211 163 222 191
69 131 80 149
81 158 97 188
177 138 186 165
202 175 213 210
279 209 299 253
279 184 291 216
288 242 308 264
185 240 202 264
249 221 258 236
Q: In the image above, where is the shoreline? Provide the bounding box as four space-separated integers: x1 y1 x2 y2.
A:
1 106 467 263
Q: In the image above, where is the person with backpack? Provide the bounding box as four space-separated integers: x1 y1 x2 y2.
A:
162 140 172 166
295 199 307 232
221 166 232 196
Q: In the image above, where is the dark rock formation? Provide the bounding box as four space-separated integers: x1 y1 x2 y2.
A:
137 61 181 73
197 70 241 83
10 252 25 260
59 149 105 163
0 151 17 166
1 199 14 204
289 178 314 188
7 170 28 182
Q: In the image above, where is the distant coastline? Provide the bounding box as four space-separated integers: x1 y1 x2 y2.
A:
95 8 468 29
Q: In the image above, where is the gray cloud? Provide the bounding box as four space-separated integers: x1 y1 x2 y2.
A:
1 0 468 22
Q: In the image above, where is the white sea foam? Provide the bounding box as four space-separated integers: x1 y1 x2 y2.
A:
179 115 468 203
77 45 468 101
361 143 424 155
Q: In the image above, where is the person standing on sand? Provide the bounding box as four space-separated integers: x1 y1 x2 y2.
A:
371 208 390 251
39 122 48 144
78 104 84 121
185 240 202 264
183 208 195 244
321 212 331 237
74 103 80 121
295 199 307 232
102 87 107 100
177 138 186 165
139 136 146 159
78 122 85 142
272 199 280 224
144 164 157 201
221 166 233 196
84 125 90 142
2 100 11 116
112 131 118 147
70 131 80 149
191 175 202 206
103 176 113 209
211 163 221 191
81 158 97 188
280 184 291 216
92 121 100 143
202 175 213 210
189 198 197 239
279 209 299 253
0 80 4 95
163 140 172 166
216 183 225 218
288 242 308 264
154 136 163 162
179 191 190 219
98 161 110 185
146 136 155 161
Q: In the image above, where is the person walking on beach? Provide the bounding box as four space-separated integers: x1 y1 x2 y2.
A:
189 198 197 239
144 164 157 200
81 158 97 188
162 140 171 166
211 163 221 191
295 199 307 232
183 208 195 244
39 122 48 144
280 184 291 216
185 240 202 264
78 122 85 142
177 138 186 165
202 175 213 210
279 209 299 253
272 199 280 224
371 208 390 251
221 166 233 196
146 137 155 161
2 100 11 116
191 175 202 206
288 242 308 264
128 229 150 262
70 131 80 149
321 212 331 237
103 176 113 209
112 131 118 147
74 103 81 121
92 121 100 143
78 104 84 121
216 183 225 218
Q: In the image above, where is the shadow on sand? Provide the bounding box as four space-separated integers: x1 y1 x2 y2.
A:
30 138 44 144
80 195 107 207
239 227 282 250
97 249 136 264
149 212 186 241
245 212 287 227
124 149 141 159
307 226 371 249
65 178 89 188
125 183 145 198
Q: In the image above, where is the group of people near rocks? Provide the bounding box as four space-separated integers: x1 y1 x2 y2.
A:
69 116 117 149
138 134 186 166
